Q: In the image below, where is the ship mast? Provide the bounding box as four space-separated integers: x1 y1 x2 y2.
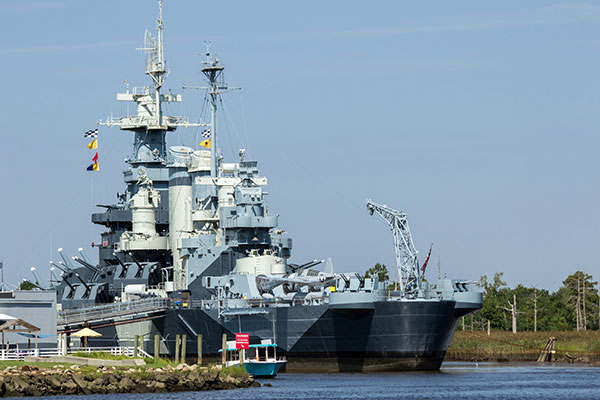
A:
99 0 205 194
201 47 224 178
151 0 166 127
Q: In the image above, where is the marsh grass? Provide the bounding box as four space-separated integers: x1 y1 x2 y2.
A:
448 330 600 361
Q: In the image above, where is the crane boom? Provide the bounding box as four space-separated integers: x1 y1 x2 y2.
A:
366 199 421 295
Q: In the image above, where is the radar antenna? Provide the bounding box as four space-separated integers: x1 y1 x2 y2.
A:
366 199 421 295
183 43 239 178
137 0 167 126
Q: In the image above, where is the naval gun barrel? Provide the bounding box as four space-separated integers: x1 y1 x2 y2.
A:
58 261 72 272
78 247 92 264
49 267 60 286
30 267 44 288
72 256 99 273
113 253 129 277
290 259 325 273
127 252 145 276
74 273 90 291
50 261 69 273
58 248 76 269
62 277 75 291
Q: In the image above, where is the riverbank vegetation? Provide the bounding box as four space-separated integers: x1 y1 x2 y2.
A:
470 271 598 332
448 330 600 362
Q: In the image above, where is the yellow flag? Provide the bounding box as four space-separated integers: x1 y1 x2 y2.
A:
87 139 98 149
200 139 211 148
93 162 99 171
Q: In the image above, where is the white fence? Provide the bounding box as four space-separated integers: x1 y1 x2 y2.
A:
0 346 151 361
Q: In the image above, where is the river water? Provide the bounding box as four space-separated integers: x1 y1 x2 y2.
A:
25 363 600 400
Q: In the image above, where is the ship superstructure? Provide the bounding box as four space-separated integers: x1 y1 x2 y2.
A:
51 2 482 372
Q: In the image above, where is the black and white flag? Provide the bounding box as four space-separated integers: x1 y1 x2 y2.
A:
84 128 99 138
201 129 211 138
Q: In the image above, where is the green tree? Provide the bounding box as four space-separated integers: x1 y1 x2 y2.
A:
364 263 389 282
476 272 508 330
560 271 598 331
19 280 36 290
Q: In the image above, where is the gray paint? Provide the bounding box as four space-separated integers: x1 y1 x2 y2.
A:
0 290 57 348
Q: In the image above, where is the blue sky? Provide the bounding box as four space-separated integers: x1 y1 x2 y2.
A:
1 1 599 291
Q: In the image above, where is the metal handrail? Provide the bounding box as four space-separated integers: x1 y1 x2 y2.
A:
58 298 169 325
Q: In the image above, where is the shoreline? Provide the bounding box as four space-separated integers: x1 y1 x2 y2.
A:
0 363 258 398
447 330 600 364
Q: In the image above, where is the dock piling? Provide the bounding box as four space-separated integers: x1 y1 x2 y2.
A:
175 334 181 364
181 334 187 364
154 334 159 360
197 334 203 366
221 333 227 367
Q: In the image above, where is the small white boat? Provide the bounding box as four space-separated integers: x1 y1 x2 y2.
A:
220 339 287 378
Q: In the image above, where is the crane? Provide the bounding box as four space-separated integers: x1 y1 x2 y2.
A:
366 199 421 296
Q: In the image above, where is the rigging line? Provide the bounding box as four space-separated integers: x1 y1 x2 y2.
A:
25 127 127 279
243 111 363 212
238 92 252 159
221 97 250 156
219 97 237 160
19 173 94 282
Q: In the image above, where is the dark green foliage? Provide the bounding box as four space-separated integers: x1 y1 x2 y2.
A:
470 270 599 332
19 280 36 290
364 263 390 282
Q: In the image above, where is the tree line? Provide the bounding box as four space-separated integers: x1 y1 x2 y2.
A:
475 271 599 332
365 264 600 332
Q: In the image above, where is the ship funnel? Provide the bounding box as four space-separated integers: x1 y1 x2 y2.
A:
168 146 193 291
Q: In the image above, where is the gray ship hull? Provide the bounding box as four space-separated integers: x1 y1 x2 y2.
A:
86 299 462 372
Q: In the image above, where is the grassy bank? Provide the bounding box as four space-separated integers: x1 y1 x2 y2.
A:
448 330 600 362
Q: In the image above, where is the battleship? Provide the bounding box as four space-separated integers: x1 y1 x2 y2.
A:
51 2 482 372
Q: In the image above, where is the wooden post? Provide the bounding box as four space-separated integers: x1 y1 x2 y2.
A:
133 335 139 358
154 334 159 361
181 334 187 364
239 349 244 367
221 333 227 367
175 334 181 364
487 320 491 336
197 334 203 366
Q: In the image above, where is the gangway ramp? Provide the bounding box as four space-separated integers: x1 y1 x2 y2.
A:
58 298 169 329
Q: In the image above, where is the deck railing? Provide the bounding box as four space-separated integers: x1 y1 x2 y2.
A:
0 346 150 360
58 298 169 326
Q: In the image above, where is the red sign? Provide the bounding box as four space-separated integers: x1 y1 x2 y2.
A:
235 333 249 350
